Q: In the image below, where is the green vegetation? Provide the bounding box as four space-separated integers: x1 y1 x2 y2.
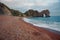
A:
10 9 22 16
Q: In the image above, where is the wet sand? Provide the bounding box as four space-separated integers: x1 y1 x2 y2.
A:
0 15 60 40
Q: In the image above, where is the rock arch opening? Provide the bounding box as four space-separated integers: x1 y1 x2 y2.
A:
42 10 50 17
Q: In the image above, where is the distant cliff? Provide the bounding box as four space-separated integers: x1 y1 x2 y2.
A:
0 2 50 17
0 2 23 16
0 2 11 15
24 9 50 17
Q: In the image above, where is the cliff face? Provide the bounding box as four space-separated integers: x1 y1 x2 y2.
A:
0 2 50 17
10 9 23 16
25 9 50 17
25 9 38 17
0 2 11 15
40 10 50 17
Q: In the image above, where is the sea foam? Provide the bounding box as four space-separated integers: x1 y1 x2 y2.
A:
23 17 60 31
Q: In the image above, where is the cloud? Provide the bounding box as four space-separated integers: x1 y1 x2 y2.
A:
5 0 13 2
0 0 59 9
34 0 59 6
0 0 59 7
0 0 13 2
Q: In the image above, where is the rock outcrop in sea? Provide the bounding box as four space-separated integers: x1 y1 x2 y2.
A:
40 10 50 17
24 9 50 17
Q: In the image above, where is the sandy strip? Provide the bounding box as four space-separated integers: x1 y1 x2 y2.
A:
0 15 60 40
21 17 60 40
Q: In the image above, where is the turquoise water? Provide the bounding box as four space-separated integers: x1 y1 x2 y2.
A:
23 16 60 31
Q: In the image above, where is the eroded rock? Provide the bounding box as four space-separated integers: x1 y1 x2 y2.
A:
25 9 50 17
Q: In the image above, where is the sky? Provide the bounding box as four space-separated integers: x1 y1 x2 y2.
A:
0 0 60 16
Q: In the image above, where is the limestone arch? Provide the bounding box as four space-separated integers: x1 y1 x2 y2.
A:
42 10 50 17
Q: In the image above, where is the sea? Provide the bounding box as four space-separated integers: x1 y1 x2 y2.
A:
23 16 60 32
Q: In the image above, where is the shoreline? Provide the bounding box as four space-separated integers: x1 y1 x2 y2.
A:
22 17 60 40
0 16 60 40
22 17 60 34
42 28 60 35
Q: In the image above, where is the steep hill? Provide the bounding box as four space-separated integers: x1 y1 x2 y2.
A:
0 2 11 15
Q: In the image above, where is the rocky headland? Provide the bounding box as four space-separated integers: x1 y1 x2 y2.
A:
0 2 50 17
24 9 50 17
